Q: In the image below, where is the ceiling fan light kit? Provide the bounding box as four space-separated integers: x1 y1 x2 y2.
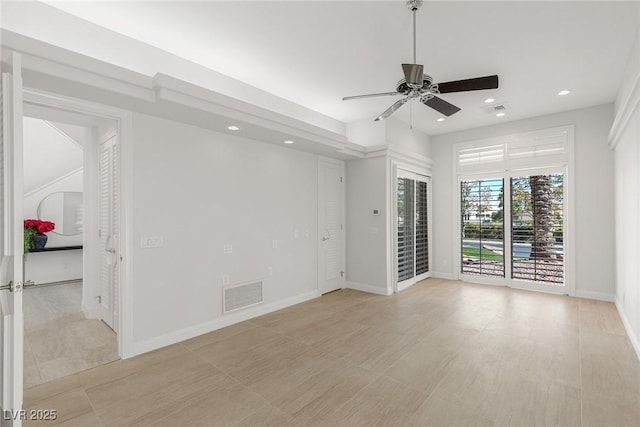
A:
343 0 499 122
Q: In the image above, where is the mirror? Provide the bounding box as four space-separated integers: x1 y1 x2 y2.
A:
37 192 83 236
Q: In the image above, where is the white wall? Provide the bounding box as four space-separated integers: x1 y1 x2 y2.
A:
612 21 640 357
385 117 431 159
346 156 389 294
130 113 319 345
431 104 616 299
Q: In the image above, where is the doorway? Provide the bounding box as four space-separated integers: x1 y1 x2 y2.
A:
458 168 567 293
318 157 345 294
395 169 431 292
21 102 121 387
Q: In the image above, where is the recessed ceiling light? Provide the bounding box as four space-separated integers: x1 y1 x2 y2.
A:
437 118 445 122
496 112 506 117
226 125 240 131
557 89 572 96
484 98 495 103
283 140 295 144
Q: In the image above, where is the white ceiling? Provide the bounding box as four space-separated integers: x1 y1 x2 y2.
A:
38 1 640 135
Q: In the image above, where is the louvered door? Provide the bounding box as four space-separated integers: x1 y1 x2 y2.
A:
99 134 118 332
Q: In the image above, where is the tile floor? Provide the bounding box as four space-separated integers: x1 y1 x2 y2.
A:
23 278 640 426
23 281 119 388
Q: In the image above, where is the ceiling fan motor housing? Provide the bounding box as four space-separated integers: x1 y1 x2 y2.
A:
396 74 436 94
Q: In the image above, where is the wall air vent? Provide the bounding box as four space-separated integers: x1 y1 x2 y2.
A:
223 280 263 313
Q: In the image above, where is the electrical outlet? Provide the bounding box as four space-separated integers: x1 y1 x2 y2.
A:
224 244 232 254
304 229 310 238
272 239 278 249
267 266 273 276
222 274 229 285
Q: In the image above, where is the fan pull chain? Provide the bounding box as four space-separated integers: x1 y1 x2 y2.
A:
410 100 414 130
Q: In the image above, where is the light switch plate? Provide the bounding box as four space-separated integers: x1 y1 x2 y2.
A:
141 236 163 248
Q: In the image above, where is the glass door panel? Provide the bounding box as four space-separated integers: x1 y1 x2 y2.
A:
511 173 564 284
397 177 414 282
460 178 505 278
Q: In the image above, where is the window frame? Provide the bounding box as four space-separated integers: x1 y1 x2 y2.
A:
452 126 575 296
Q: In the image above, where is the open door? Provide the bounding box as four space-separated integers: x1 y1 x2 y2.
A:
1 53 24 426
98 131 118 332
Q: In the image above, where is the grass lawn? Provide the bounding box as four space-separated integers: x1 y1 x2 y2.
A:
462 246 504 261
462 246 528 261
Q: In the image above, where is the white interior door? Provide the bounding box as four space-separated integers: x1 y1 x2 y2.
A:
318 158 344 294
1 53 24 427
98 132 118 332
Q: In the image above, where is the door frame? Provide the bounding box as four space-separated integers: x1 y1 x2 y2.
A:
391 161 433 293
455 166 574 295
317 156 345 294
22 88 134 358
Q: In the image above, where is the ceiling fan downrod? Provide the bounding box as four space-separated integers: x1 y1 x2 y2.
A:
407 0 423 64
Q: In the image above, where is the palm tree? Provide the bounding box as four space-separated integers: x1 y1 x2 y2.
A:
529 175 557 259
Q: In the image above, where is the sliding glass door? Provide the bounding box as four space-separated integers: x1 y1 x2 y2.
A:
511 172 564 285
459 169 566 291
397 170 430 291
460 177 505 279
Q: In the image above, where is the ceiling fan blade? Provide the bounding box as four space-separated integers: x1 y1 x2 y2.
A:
374 98 409 121
422 96 461 117
343 91 402 101
437 75 499 93
402 64 424 86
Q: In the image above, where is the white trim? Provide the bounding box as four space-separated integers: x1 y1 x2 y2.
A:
609 69 640 150
615 297 640 362
345 281 393 296
22 166 83 198
431 271 456 280
132 290 321 357
452 126 575 296
575 290 615 302
22 88 135 359
81 302 100 320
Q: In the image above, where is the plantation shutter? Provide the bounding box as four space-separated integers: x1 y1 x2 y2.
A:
397 177 414 282
416 180 429 275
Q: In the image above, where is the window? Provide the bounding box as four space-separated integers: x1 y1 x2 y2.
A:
455 126 573 293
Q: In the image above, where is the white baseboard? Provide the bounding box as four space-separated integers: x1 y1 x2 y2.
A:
345 281 392 296
431 271 456 281
575 290 614 302
615 297 640 362
81 303 100 319
132 290 321 357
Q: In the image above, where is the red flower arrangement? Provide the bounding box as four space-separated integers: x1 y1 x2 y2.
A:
24 219 55 253
24 219 55 233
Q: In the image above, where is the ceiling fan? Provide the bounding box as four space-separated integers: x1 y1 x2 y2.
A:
343 0 499 121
